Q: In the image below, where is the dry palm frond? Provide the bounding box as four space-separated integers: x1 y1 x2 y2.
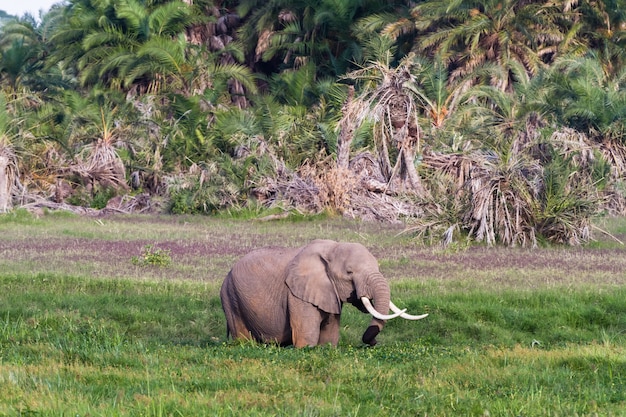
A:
604 188 626 216
299 160 358 214
548 127 625 216
256 167 323 214
21 193 156 216
346 190 421 223
69 106 128 192
166 162 241 213
596 140 626 214
71 139 127 191
465 151 542 247
283 174 323 212
417 147 543 247
344 151 422 222
349 152 388 192
422 151 474 190
252 148 422 222
255 29 274 62
599 138 626 179
336 85 356 170
549 128 596 170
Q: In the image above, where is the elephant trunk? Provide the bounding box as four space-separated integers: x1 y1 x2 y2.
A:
361 272 391 346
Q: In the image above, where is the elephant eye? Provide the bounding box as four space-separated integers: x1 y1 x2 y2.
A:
347 269 353 275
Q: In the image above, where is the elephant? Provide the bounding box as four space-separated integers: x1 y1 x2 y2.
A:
220 239 427 347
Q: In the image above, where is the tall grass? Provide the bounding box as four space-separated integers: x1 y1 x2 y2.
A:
1 211 625 415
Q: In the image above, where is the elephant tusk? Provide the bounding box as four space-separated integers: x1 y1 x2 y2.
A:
389 301 429 320
360 297 406 320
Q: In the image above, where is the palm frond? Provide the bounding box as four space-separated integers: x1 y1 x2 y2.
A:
114 0 147 36
148 0 192 36
352 14 397 39
210 62 258 96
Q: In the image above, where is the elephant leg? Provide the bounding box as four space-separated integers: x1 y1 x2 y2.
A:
318 314 341 346
229 316 254 341
223 309 253 341
288 294 324 347
221 292 254 341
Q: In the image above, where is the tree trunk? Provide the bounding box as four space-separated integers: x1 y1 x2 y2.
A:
336 86 355 170
388 119 425 195
399 139 424 193
0 153 11 212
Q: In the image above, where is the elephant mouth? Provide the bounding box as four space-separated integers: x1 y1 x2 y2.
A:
360 297 429 321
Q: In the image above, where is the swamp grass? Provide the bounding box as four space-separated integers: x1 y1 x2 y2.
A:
0 210 625 416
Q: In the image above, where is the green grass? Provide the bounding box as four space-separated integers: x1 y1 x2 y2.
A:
1 211 625 415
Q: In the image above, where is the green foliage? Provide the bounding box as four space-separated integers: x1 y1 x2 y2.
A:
535 154 598 244
166 161 243 214
91 187 117 209
3 0 626 245
236 0 392 79
0 92 11 141
66 187 117 209
0 208 41 224
130 244 172 267
542 56 626 139
47 0 194 91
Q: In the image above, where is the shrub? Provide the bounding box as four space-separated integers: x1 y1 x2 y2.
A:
166 162 240 214
131 245 171 267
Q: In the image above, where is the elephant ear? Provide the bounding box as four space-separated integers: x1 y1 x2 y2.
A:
285 240 342 315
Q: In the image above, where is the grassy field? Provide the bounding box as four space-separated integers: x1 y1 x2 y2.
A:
1 210 625 416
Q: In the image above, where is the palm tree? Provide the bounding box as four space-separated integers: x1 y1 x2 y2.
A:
558 0 626 76
539 54 626 213
409 0 564 90
113 0 193 90
0 11 66 93
185 42 257 105
43 90 133 198
455 58 551 152
541 55 626 145
404 54 486 148
48 0 125 87
237 0 397 79
181 0 256 106
393 48 604 245
49 0 194 92
0 141 19 212
0 38 34 91
343 52 426 194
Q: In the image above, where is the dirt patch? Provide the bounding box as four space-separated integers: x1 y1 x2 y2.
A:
2 215 626 288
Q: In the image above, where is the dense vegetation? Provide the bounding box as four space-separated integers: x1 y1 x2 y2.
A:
1 212 625 415
2 0 626 245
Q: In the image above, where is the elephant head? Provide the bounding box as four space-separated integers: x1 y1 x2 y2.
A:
285 239 427 346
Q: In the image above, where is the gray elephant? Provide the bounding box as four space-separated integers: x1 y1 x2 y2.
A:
220 239 427 347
